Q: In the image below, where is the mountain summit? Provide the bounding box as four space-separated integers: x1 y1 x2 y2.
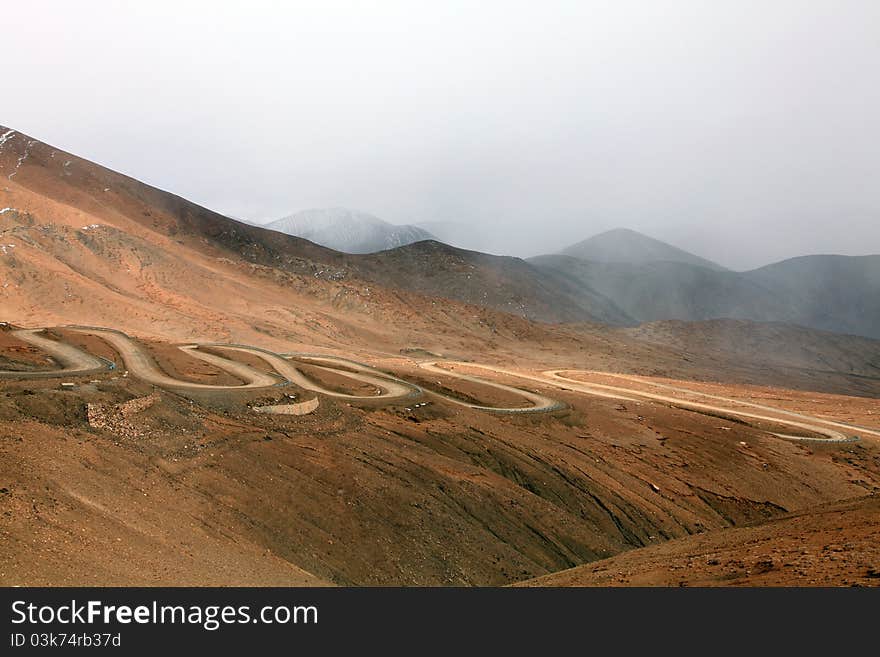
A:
266 207 434 254
560 228 725 270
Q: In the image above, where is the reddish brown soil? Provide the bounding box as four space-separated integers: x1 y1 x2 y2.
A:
292 362 380 396
388 367 534 408
0 418 325 586
139 340 244 386
297 359 364 375
0 328 54 371
636 375 880 430
516 495 880 587
50 329 122 369
199 346 276 373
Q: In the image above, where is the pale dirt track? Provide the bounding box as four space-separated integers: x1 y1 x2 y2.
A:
425 361 875 442
0 328 551 412
555 370 880 440
0 329 106 379
67 328 281 390
417 361 564 412
544 370 874 442
215 347 417 401
2 328 879 439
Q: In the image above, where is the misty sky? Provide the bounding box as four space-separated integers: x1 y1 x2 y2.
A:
4 1 879 269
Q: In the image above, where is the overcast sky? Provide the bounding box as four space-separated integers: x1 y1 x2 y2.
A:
4 1 879 268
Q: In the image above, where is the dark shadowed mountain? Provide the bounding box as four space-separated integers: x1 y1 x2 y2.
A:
350 240 632 325
743 255 880 338
560 227 726 270
531 255 781 322
530 251 880 339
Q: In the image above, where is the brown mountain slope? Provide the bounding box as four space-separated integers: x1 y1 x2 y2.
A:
350 240 632 324
0 125 624 326
3 338 879 586
0 125 570 356
514 495 880 587
622 320 880 397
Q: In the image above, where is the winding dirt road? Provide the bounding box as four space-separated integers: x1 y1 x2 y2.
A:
418 361 564 413
553 370 880 441
68 328 281 390
424 361 871 442
0 329 106 379
215 347 418 401
2 327 878 442
544 370 873 442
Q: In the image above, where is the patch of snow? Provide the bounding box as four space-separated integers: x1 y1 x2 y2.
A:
80 224 101 231
0 207 14 215
0 243 15 255
8 140 35 180
0 130 14 149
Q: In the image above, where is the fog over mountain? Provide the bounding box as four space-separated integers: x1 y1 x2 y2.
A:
3 1 878 269
414 221 496 254
531 231 880 338
560 228 726 270
266 208 434 254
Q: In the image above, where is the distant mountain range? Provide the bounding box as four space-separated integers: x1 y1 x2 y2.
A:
1 121 876 340
347 240 632 325
266 207 434 254
530 230 880 339
253 212 879 338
